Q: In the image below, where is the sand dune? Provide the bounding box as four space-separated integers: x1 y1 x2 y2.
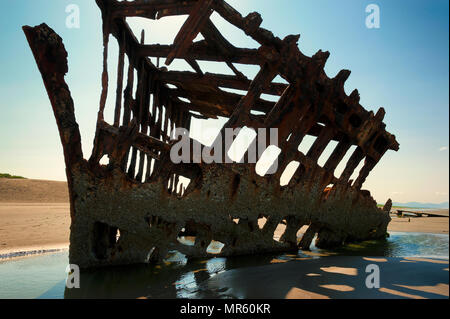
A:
0 178 68 203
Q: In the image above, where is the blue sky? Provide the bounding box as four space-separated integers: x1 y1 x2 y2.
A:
0 0 448 204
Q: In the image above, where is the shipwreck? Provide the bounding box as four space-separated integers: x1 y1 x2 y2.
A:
23 0 399 269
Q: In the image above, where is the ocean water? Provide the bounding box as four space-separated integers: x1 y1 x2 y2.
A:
0 232 448 299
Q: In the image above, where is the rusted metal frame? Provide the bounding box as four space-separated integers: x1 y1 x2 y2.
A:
178 105 191 131
105 0 394 190
162 97 172 143
167 87 276 117
153 102 163 142
353 157 378 190
167 109 191 186
149 93 167 179
238 80 310 177
99 121 167 156
353 108 398 160
165 0 215 65
111 0 398 158
291 90 344 183
89 3 113 165
157 6 194 19
120 56 136 171
136 65 152 183
148 84 163 181
156 70 287 96
149 84 161 142
102 15 179 179
297 123 344 143
98 1 111 122
185 58 203 75
339 147 365 183
274 107 318 181
200 18 235 55
99 121 201 182
91 6 142 167
212 0 280 48
319 72 394 161
145 81 160 182
167 99 178 141
226 62 246 78
323 137 352 174
128 31 148 180
225 62 280 129
139 42 262 65
306 125 337 162
319 72 399 155
23 24 84 222
265 68 317 165
127 57 146 179
170 100 221 119
291 151 338 187
275 49 327 156
239 41 335 182
240 83 301 167
108 0 196 20
264 84 295 127
114 28 126 127
216 62 280 167
249 17 399 156
106 15 200 136
318 79 392 167
122 59 135 127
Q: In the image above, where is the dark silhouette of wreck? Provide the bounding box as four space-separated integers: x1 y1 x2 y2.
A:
23 0 399 269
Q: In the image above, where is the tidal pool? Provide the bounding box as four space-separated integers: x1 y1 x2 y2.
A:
0 232 447 299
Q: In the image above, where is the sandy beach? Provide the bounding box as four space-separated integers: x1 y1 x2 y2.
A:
0 179 69 256
389 215 449 234
0 178 448 256
0 203 70 256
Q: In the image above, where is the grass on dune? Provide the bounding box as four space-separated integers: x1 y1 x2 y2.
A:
0 173 26 179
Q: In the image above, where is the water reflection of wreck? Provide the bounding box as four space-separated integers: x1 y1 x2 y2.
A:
24 0 399 269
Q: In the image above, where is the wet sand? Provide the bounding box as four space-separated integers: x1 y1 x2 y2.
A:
199 256 449 299
0 203 70 256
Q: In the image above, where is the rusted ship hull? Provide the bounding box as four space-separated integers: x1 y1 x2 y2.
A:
24 0 397 269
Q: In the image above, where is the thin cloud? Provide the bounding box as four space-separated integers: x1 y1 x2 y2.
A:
439 146 448 152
